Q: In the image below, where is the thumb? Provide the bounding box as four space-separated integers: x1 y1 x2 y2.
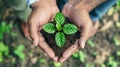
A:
79 24 92 48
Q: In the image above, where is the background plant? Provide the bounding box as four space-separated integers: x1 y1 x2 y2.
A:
0 21 13 40
14 44 25 60
0 41 9 62
43 12 78 47
72 50 86 63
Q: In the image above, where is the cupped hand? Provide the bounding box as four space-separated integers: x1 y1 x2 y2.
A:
27 0 59 62
59 1 99 62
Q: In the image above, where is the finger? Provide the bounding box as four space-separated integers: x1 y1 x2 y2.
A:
26 35 32 41
91 22 99 37
59 44 78 62
28 19 39 46
38 35 58 62
72 49 79 55
79 24 92 48
23 31 32 41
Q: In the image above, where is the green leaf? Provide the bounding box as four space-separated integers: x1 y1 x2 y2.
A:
93 52 98 56
39 58 46 63
11 32 18 37
55 12 65 25
117 0 120 8
112 61 118 67
19 52 25 60
56 23 62 31
79 50 86 63
63 24 78 34
0 42 7 52
16 44 25 51
85 64 90 67
72 53 79 58
116 51 120 56
115 22 120 28
14 44 25 60
0 42 9 56
0 51 3 62
4 46 9 56
55 32 65 47
87 39 95 48
43 23 56 34
101 64 106 67
113 36 120 46
53 62 62 67
0 33 3 40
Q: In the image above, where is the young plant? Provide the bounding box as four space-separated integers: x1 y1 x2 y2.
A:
53 62 62 67
14 44 25 60
39 58 46 63
113 36 120 46
0 21 13 39
87 39 95 48
106 56 118 67
72 50 86 63
79 50 86 63
0 41 9 62
43 12 78 47
116 51 120 56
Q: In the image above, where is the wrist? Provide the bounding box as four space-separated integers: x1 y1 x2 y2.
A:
73 0 106 12
31 0 41 10
63 0 77 16
31 0 49 10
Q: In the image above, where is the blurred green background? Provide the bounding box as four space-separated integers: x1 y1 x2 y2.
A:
0 0 120 67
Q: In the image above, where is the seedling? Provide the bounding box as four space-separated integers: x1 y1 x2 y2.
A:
43 12 78 47
116 51 120 56
85 63 94 67
53 62 62 67
39 58 46 63
0 41 9 62
72 50 86 63
106 56 118 67
0 21 12 39
14 44 25 60
116 0 120 9
115 22 120 28
79 50 86 63
87 39 95 48
113 36 120 46
72 52 79 59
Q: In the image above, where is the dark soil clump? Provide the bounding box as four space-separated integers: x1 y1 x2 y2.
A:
41 18 80 58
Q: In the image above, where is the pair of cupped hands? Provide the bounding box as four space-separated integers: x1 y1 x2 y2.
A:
27 0 98 62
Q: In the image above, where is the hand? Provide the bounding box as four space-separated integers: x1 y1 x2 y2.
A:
27 0 59 61
59 1 99 62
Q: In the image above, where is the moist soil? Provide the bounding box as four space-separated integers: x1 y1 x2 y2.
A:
41 18 80 58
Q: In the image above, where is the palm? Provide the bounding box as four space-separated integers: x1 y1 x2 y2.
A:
59 3 98 62
28 0 59 62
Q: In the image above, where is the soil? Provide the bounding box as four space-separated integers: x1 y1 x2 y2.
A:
41 18 80 58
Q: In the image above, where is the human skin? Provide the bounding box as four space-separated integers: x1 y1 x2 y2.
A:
27 0 59 62
59 0 106 62
27 0 106 62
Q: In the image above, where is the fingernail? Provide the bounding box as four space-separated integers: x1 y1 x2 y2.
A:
81 41 85 48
